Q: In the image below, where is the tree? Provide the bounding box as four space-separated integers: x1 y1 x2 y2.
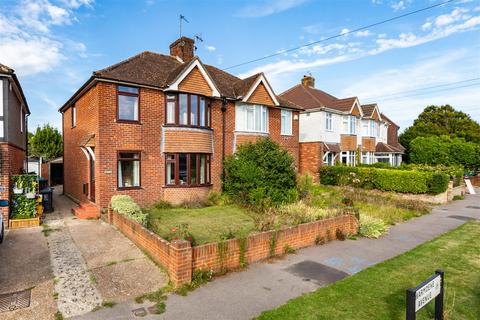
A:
409 135 480 169
223 138 297 210
29 124 63 161
400 105 480 161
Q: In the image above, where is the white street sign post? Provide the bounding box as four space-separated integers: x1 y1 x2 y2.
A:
406 270 444 320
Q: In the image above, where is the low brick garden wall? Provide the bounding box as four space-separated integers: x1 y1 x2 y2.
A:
108 208 358 287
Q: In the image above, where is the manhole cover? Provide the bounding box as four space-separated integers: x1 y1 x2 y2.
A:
285 260 349 285
448 215 476 221
466 206 480 209
0 289 31 313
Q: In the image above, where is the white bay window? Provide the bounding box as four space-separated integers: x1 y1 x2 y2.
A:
236 103 268 133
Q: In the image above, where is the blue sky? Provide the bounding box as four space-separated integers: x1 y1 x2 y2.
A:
0 0 479 131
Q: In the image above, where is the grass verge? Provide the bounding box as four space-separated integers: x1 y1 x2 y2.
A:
257 221 480 320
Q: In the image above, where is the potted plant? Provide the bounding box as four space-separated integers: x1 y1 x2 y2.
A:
13 181 23 194
25 181 37 199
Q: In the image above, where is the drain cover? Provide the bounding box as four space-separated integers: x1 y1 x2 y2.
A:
466 206 480 209
0 289 31 313
448 215 476 221
285 260 348 285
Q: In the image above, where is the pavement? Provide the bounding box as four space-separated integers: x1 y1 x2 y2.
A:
0 186 167 320
73 190 480 320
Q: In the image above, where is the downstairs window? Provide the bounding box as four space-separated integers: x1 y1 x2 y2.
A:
165 153 211 186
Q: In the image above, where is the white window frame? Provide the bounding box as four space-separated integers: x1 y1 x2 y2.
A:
341 151 356 166
235 103 269 133
325 112 333 131
343 116 357 135
20 109 23 133
281 109 292 135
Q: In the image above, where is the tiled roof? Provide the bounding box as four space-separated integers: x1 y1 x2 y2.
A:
380 112 398 128
279 84 337 110
323 143 341 153
361 104 376 117
62 50 299 111
327 97 357 113
0 63 14 74
376 142 404 153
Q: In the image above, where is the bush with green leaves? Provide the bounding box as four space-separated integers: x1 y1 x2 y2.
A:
319 166 449 194
223 138 297 210
359 215 388 238
110 195 147 226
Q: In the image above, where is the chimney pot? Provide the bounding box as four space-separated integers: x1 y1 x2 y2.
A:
302 75 315 88
170 36 195 62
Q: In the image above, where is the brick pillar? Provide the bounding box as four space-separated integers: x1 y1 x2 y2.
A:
299 142 322 182
169 240 193 287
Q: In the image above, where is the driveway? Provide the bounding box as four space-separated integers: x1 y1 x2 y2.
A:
0 186 167 319
73 190 480 320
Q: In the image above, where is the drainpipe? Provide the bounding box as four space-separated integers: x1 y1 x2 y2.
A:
221 97 228 190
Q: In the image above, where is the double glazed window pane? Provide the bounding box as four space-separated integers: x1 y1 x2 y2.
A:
281 110 292 135
199 97 206 126
118 95 138 121
179 94 188 125
190 154 197 184
236 104 267 132
166 154 175 185
190 95 198 126
118 152 140 188
179 154 188 184
167 96 176 124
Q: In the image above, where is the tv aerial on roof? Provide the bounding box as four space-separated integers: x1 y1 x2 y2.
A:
179 14 189 37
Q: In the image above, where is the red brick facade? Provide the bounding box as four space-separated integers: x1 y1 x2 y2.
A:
62 81 300 209
108 208 358 286
299 142 323 181
0 143 26 228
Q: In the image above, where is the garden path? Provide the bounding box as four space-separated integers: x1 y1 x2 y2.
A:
73 189 479 320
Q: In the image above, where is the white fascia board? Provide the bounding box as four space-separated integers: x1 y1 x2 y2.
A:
242 74 279 106
166 59 220 97
350 98 363 117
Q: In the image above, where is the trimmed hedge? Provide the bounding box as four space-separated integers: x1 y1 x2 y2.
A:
110 195 147 226
319 166 449 194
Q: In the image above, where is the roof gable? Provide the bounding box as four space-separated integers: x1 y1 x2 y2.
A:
166 58 220 97
242 74 279 106
178 66 213 96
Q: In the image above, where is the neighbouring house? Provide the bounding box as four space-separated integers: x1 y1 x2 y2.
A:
0 63 30 228
40 157 63 186
59 36 302 213
280 75 404 178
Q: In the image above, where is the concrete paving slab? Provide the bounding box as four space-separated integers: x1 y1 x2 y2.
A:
92 258 166 303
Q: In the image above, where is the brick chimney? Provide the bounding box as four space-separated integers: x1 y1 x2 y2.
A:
301 75 315 88
170 37 195 62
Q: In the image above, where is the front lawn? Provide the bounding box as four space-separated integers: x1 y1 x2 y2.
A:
147 205 255 245
257 221 480 320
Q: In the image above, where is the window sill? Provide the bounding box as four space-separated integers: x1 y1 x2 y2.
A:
163 124 213 131
235 130 269 135
163 184 213 188
117 186 142 191
116 120 142 125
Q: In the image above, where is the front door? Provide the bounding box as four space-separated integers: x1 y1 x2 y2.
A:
89 148 95 202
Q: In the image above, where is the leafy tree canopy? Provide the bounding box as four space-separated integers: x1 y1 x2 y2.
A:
399 105 480 154
29 124 63 161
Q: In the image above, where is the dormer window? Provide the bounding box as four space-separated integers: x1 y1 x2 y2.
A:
117 85 139 122
165 93 211 128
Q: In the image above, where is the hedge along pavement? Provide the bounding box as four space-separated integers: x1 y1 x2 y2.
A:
319 166 450 194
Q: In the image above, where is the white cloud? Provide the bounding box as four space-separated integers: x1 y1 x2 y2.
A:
340 28 350 35
391 1 406 11
0 0 92 76
206 45 216 52
355 30 372 37
238 0 308 18
340 49 480 129
421 21 432 31
435 8 469 27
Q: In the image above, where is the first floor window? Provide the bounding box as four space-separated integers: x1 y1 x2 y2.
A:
165 93 211 127
165 153 211 186
326 112 332 131
118 152 140 188
117 86 139 121
235 103 268 133
166 95 176 124
72 106 76 127
281 109 292 135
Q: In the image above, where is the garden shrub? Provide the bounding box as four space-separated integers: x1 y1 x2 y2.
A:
427 172 450 194
223 138 297 210
205 191 223 206
359 215 388 238
110 195 147 226
319 166 449 194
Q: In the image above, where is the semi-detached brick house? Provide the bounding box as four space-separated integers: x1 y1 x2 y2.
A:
280 75 404 179
59 37 302 213
0 63 30 228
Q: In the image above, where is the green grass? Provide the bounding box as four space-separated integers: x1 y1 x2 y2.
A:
147 205 255 245
257 221 480 320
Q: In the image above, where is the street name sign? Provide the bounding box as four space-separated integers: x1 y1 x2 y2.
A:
406 270 444 320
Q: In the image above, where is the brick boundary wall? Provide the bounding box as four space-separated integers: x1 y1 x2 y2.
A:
108 208 358 287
